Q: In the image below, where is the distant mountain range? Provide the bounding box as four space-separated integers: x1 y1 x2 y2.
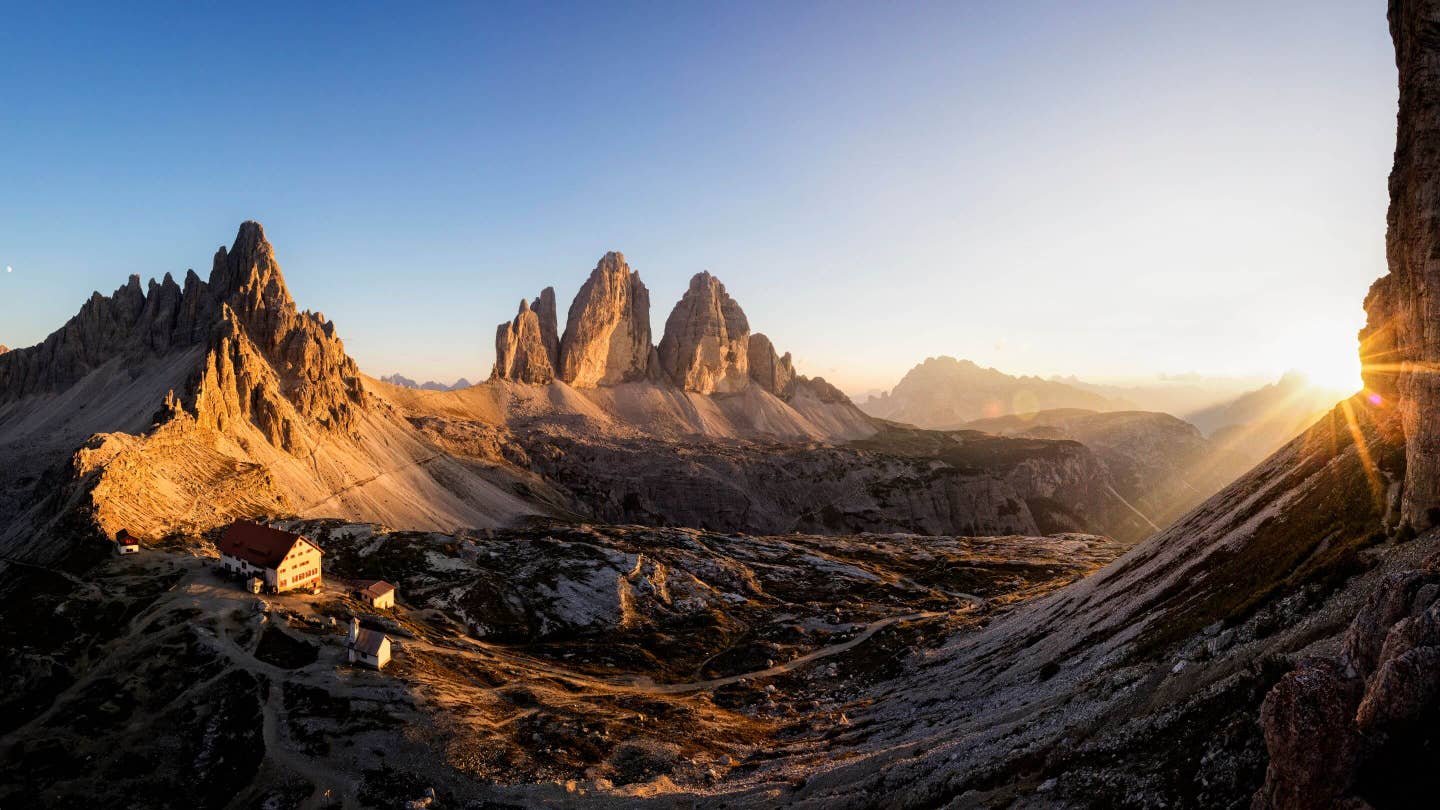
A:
379 373 473 391
859 357 1121 428
861 356 1348 480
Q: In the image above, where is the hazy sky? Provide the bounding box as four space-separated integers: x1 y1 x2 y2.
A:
0 1 1395 394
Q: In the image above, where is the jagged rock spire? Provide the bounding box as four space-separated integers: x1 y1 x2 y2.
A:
657 271 751 394
493 293 559 384
557 252 652 387
747 333 796 399
0 220 365 454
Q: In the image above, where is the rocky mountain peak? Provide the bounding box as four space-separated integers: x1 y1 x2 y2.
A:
0 220 364 453
557 252 652 387
493 292 559 384
190 223 365 448
657 271 751 394
207 221 296 328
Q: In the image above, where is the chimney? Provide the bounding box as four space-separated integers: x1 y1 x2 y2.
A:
348 617 359 643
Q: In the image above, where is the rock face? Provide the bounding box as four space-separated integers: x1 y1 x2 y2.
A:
188 222 366 450
513 422 1148 542
657 272 750 394
1254 560 1440 808
747 333 796 399
557 252 652 387
492 290 560 384
0 270 217 399
1361 0 1440 526
965 408 1252 531
531 286 560 368
0 345 8 355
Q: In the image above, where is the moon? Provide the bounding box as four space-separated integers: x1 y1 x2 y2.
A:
4 266 10 273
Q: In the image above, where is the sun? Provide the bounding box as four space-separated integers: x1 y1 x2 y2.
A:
1296 352 1364 393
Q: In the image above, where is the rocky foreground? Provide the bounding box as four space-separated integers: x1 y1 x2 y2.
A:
0 523 1120 808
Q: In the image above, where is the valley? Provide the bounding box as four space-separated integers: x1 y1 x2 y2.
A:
3 1 1438 807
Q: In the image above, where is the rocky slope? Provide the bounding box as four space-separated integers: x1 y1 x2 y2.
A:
0 520 1122 808
966 408 1257 532
860 356 1124 428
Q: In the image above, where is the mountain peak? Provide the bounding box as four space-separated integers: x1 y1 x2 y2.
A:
208 220 288 307
493 289 559 384
658 270 750 393
557 252 652 387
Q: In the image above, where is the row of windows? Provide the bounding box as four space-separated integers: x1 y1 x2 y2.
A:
279 566 319 588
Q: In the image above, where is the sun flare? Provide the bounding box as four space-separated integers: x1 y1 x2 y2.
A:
1296 352 1364 393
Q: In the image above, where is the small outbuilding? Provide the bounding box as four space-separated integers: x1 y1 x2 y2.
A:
354 580 397 609
113 530 140 555
346 617 391 670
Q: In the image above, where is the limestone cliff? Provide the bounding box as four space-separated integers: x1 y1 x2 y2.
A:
492 293 559 384
190 222 366 446
747 333 795 399
1361 0 1440 527
657 271 750 394
557 252 652 387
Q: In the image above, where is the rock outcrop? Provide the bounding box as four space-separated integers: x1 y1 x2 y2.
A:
0 270 219 400
1361 0 1440 526
187 222 366 449
492 289 560 383
747 333 796 399
532 286 560 369
558 253 652 387
657 272 750 394
0 345 9 355
1254 559 1440 808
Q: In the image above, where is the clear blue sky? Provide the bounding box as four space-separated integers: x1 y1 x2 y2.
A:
0 1 1395 393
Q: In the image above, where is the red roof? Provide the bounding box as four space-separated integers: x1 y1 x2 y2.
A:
115 530 139 546
217 521 318 568
355 580 396 599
